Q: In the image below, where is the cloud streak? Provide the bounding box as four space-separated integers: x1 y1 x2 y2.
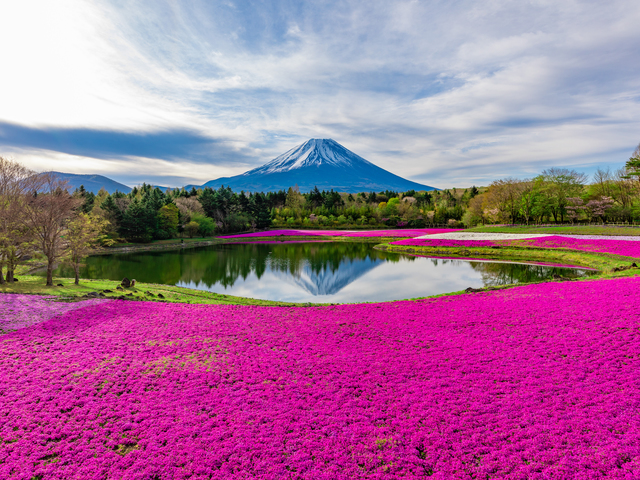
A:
0 122 254 165
0 0 639 187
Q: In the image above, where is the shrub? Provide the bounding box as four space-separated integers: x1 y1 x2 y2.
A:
191 213 216 237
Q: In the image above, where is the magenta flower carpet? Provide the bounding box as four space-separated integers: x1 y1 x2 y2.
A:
220 228 462 239
2 278 640 478
391 235 640 259
0 294 108 334
519 235 640 258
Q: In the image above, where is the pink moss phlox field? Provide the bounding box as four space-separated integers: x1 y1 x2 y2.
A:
519 235 640 258
231 240 334 245
3 280 640 478
390 238 499 248
0 294 108 334
220 228 462 239
391 235 640 259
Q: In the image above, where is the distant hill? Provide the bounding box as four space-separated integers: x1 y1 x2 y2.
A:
52 139 436 194
51 172 132 194
190 139 436 193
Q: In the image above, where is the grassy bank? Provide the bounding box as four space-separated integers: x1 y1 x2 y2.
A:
0 275 307 306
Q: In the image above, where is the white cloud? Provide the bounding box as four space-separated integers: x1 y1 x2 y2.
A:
1 0 639 188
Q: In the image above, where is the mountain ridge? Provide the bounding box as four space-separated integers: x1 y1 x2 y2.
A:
195 139 435 192
49 172 133 194
51 139 437 194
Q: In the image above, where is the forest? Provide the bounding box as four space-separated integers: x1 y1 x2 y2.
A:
72 143 640 242
0 144 639 286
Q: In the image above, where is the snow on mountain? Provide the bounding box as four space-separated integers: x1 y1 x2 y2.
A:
271 255 384 296
247 139 375 175
200 139 436 193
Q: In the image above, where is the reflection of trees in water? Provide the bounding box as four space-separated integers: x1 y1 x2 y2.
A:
55 242 411 289
467 261 584 286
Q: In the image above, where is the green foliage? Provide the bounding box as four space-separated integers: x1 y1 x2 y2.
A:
157 203 179 239
191 213 216 236
185 221 199 238
120 198 153 243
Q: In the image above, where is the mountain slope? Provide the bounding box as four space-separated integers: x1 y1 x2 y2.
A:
51 172 132 194
199 139 435 192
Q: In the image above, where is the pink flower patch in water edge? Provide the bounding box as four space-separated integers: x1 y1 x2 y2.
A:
3 279 640 478
343 228 462 237
519 235 640 258
220 228 463 239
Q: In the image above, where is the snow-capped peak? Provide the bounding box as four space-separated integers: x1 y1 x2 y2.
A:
244 139 374 176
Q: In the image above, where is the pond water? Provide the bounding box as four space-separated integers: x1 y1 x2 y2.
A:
52 242 595 303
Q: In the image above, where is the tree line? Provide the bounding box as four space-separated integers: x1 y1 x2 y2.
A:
2 144 639 285
0 158 108 286
466 143 640 225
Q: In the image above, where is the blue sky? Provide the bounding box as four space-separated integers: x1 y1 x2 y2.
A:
1 0 639 188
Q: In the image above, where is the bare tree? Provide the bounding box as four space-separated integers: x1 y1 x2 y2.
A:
175 196 204 221
0 157 41 283
23 173 81 286
592 167 614 199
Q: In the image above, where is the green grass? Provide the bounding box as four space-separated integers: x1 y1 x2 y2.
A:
0 275 311 306
468 225 640 236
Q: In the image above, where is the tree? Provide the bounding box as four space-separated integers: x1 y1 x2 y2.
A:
586 197 614 223
486 178 525 223
65 213 108 285
285 187 304 209
191 213 215 236
565 197 585 224
120 198 153 243
623 143 640 186
518 179 543 225
0 157 40 283
540 168 588 223
307 187 324 208
464 194 486 226
24 173 81 286
157 203 179 239
184 221 199 238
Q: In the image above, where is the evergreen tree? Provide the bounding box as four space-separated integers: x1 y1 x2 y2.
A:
120 198 153 242
250 193 272 228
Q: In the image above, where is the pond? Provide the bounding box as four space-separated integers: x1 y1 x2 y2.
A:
52 242 595 303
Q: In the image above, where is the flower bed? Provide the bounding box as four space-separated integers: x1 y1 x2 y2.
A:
3 279 640 478
220 228 462 239
518 235 640 258
391 235 640 259
0 294 108 334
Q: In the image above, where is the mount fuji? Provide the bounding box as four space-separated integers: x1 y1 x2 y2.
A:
193 139 436 192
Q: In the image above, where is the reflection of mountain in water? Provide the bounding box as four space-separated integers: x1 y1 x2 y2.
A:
53 242 403 294
51 242 593 302
271 256 384 295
